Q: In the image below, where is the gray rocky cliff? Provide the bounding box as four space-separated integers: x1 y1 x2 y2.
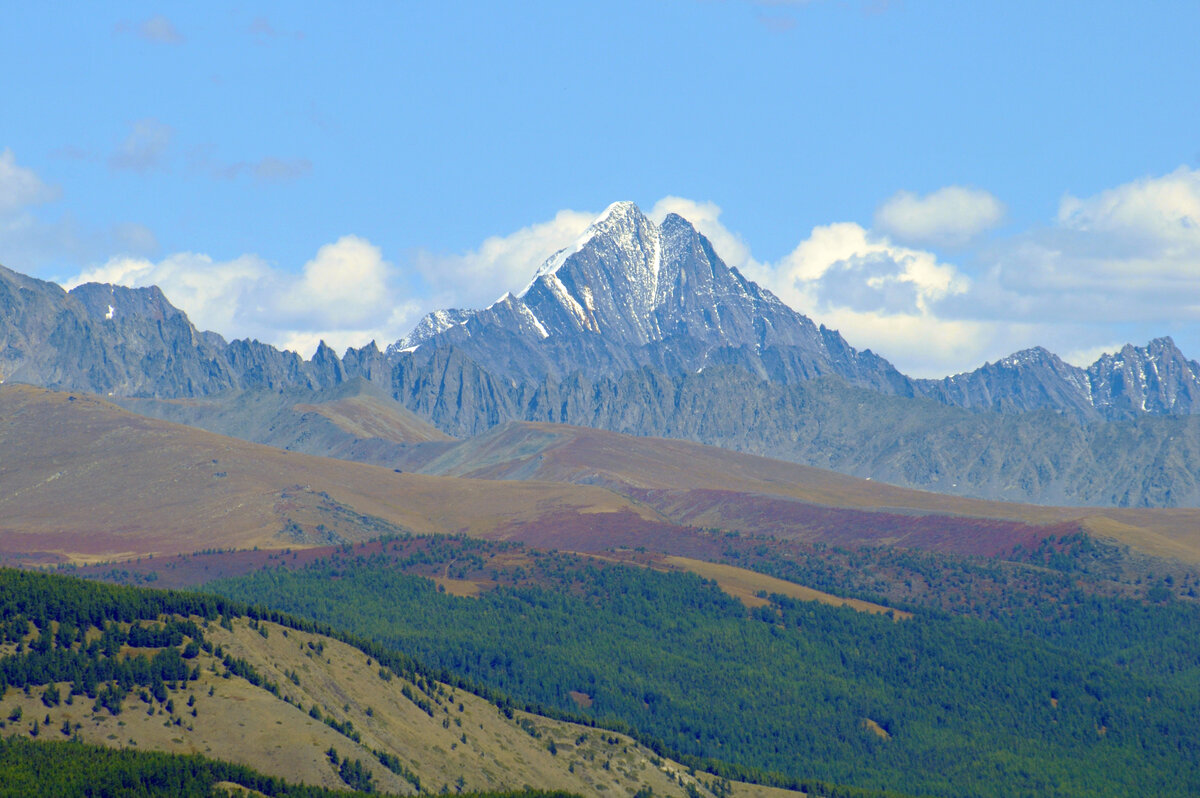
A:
0 264 345 397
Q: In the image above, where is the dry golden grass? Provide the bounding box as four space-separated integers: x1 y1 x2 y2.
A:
430 576 483 597
730 784 812 798
292 394 452 444
0 386 654 564
0 615 800 798
861 719 890 740
662 556 911 619
9 385 1200 568
1078 513 1200 564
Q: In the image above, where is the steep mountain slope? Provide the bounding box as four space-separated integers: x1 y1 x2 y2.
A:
392 363 1200 508
202 539 1200 798
8 197 1200 508
916 337 1200 421
392 201 914 397
0 264 343 397
1087 337 1200 417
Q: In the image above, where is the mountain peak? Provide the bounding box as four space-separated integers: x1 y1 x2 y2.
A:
594 199 643 224
1147 335 1181 354
523 201 656 295
995 346 1060 369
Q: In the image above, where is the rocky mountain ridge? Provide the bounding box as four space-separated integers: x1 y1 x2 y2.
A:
377 202 1200 425
916 337 1200 421
389 202 916 395
0 264 345 397
4 201 1200 506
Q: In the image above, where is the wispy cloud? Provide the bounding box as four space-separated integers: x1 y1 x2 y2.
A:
109 119 173 173
115 15 185 45
0 149 158 272
962 166 1200 326
248 16 304 41
757 14 798 32
0 149 60 214
189 146 312 184
43 167 1200 373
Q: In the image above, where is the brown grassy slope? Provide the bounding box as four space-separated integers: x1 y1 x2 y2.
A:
291 393 453 445
660 556 911 618
419 421 1200 563
112 383 456 471
0 616 788 798
0 385 656 564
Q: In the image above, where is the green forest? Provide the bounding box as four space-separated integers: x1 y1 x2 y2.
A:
203 538 1200 798
5 537 1200 798
0 566 911 798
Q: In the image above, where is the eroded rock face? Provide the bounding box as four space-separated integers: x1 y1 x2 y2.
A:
914 338 1200 422
387 202 916 398
0 265 343 397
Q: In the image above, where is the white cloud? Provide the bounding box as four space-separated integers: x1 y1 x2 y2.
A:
412 199 760 312
765 222 969 313
1060 343 1122 368
61 236 421 358
816 308 998 378
1056 165 1200 256
413 208 595 307
742 221 977 376
974 166 1200 325
0 149 158 273
0 149 59 214
410 197 992 376
874 186 1005 246
44 170 1200 375
63 252 272 336
278 236 394 328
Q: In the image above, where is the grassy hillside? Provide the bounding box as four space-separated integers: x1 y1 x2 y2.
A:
9 384 1200 570
114 379 456 470
0 568 816 798
202 536 1200 798
0 385 656 564
415 421 1200 563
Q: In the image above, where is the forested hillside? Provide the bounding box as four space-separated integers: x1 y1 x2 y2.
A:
204 536 1200 798
1 569 808 798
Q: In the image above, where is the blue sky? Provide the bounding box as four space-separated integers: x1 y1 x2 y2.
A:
3 1 1200 376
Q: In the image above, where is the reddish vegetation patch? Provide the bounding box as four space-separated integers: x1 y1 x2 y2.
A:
489 508 725 557
72 545 340 588
568 691 594 709
632 488 1076 557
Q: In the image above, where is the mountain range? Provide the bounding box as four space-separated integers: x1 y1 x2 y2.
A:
4 201 1200 506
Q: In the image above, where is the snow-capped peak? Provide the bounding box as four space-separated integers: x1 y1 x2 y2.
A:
520 201 653 298
387 307 473 354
